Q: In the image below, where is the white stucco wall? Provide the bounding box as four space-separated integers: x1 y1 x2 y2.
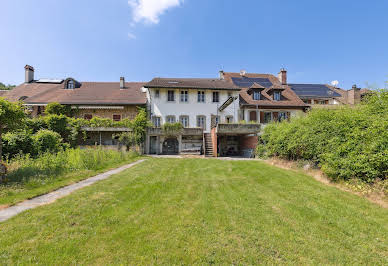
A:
147 88 239 133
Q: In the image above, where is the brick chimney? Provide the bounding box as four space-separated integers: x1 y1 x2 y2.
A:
219 70 224 80
348 84 361 105
25 65 34 83
120 77 125 89
278 68 287 85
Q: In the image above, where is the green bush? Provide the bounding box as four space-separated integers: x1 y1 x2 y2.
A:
2 130 35 159
33 129 64 154
259 90 388 182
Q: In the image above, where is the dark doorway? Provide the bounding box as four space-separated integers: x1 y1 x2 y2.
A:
162 138 179 155
150 136 158 154
249 111 257 122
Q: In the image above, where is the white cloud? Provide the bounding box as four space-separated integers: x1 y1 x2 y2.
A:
128 32 137 39
128 0 183 25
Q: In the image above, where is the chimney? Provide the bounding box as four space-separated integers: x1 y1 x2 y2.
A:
25 65 34 83
349 84 361 105
278 68 287 85
120 77 125 89
219 70 224 80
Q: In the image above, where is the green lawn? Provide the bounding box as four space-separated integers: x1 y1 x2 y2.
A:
0 157 140 206
0 158 387 264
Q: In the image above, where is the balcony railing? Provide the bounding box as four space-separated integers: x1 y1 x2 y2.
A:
216 123 260 134
148 127 203 136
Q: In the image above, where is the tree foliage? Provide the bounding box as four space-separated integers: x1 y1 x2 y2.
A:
0 82 15 90
45 102 74 116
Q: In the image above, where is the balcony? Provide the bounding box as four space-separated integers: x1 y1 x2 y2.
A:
147 127 203 136
216 123 261 135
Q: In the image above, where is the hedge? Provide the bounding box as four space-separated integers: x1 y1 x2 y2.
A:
257 90 388 182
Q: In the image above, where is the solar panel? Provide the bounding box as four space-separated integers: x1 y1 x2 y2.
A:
231 77 272 88
36 78 64 84
289 84 341 97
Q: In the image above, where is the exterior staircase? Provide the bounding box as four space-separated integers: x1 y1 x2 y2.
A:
204 133 214 157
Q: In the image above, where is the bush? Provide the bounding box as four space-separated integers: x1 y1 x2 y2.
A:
33 129 64 154
2 130 35 159
259 90 388 182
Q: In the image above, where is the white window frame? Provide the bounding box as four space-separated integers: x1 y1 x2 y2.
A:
67 80 75 89
152 116 161 127
197 90 205 103
196 115 206 130
212 91 220 103
166 115 176 124
154 90 160 98
179 115 189 128
180 90 188 102
226 116 234 123
274 91 281 101
253 91 261 100
167 90 175 102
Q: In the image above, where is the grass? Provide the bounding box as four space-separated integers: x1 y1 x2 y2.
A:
0 158 387 264
0 148 139 206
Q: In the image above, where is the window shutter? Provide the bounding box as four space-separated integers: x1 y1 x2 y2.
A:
260 111 264 123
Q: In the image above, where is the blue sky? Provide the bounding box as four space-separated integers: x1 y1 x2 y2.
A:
1 0 387 89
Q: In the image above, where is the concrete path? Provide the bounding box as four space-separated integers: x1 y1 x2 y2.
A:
0 159 146 223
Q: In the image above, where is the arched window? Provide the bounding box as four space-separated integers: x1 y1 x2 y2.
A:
67 80 75 89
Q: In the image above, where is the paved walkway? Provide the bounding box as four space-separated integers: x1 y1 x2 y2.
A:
0 159 146 223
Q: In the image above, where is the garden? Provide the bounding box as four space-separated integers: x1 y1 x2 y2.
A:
0 99 147 206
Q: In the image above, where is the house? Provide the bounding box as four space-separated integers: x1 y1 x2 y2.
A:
222 69 308 124
3 65 147 145
144 77 248 155
289 83 372 107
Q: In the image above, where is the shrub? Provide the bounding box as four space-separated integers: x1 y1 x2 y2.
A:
162 122 183 136
2 130 35 159
33 129 64 154
259 90 388 182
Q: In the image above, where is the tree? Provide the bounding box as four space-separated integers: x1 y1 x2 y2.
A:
0 99 25 161
0 82 15 90
45 102 73 116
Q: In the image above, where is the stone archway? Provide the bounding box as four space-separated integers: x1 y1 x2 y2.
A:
162 137 179 155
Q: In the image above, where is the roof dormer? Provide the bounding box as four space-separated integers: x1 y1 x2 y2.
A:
64 78 80 90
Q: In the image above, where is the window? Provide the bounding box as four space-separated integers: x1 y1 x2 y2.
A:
179 116 189 127
279 112 288 122
166 115 176 123
212 91 220 103
154 90 160 98
226 116 233 123
263 112 272 123
274 91 281 101
253 91 261 100
197 116 206 130
198 91 205 102
152 116 161 127
180 90 188 102
67 80 75 89
167 90 175 102
113 114 121 121
228 92 232 97
303 99 311 104
317 100 326 105
84 114 93 120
